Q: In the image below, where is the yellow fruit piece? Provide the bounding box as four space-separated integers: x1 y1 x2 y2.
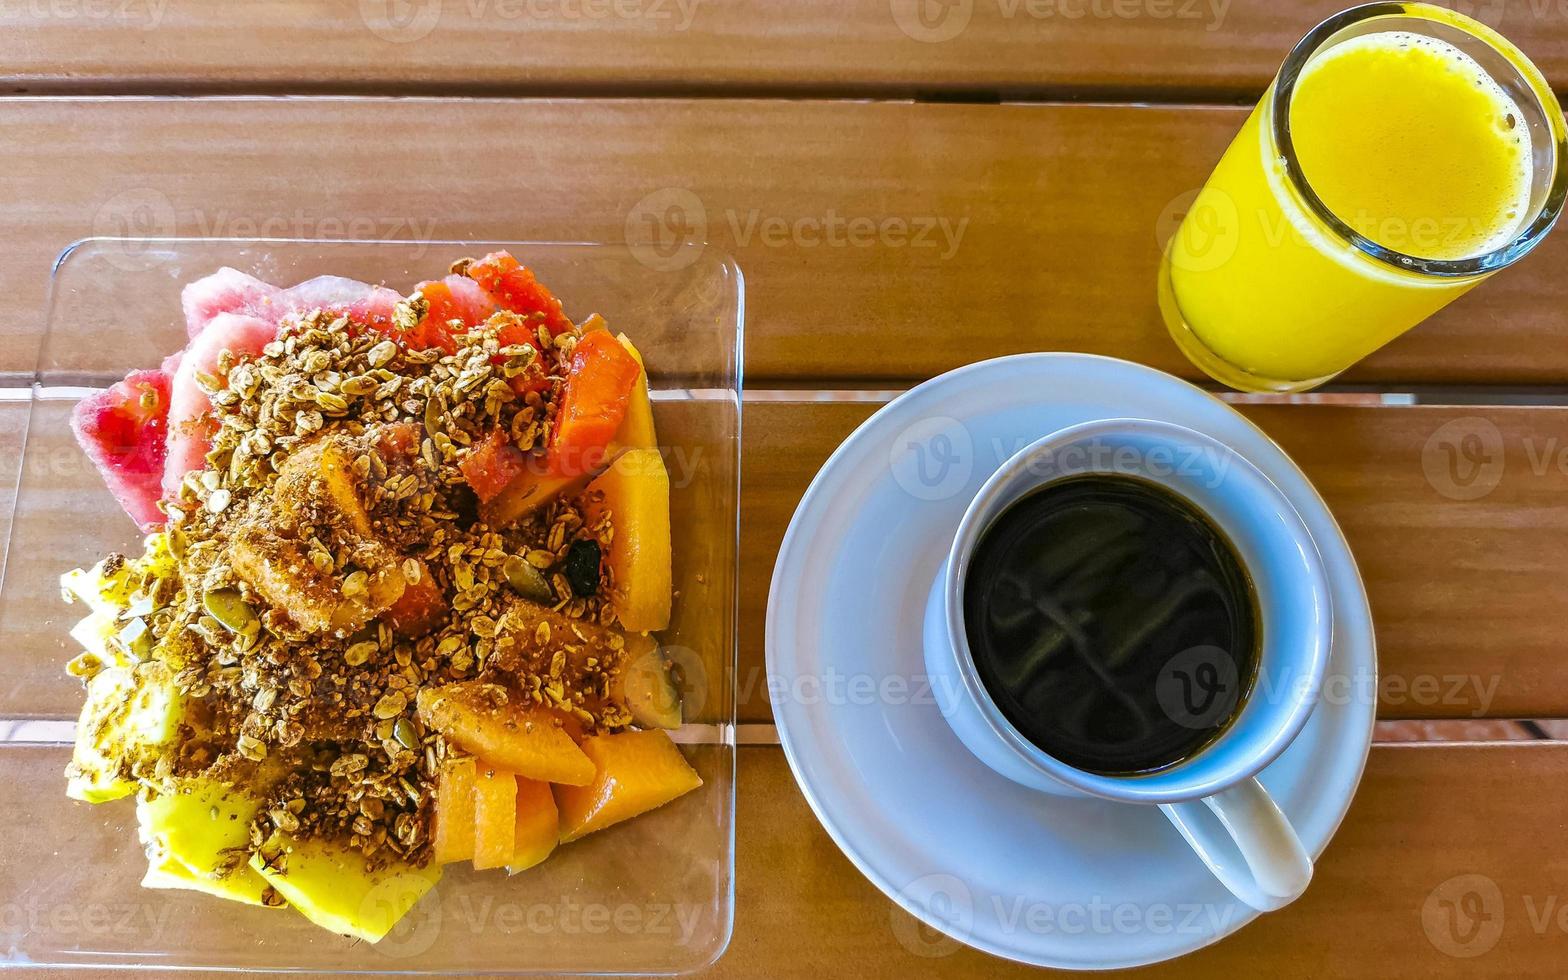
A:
417 682 595 786
481 468 594 527
274 436 373 536
251 834 442 943
614 334 658 451
610 632 682 730
554 731 702 843
583 448 672 632
432 757 477 865
472 764 518 871
509 776 559 873
67 661 183 803
136 777 275 906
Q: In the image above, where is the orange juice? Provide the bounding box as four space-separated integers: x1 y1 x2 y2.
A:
1159 5 1562 392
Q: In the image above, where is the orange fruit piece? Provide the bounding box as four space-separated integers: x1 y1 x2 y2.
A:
472 764 518 871
416 682 595 786
554 731 702 843
510 776 559 873
431 757 477 865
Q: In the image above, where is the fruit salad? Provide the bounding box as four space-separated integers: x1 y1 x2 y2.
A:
60 252 698 942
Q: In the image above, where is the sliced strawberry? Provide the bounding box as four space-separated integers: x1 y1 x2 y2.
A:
466 252 571 333
180 267 281 339
71 370 172 531
458 429 529 504
163 313 278 499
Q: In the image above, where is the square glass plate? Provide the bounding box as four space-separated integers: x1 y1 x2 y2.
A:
0 238 741 974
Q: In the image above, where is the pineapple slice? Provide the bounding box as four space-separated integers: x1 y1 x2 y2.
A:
251 834 442 943
66 661 183 803
136 777 277 907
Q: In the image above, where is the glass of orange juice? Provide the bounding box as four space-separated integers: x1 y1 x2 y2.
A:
1158 2 1566 393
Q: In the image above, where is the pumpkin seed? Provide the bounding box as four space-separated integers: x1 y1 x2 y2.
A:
393 718 419 750
202 589 258 634
503 555 554 604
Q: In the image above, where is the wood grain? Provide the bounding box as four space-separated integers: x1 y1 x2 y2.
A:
740 399 1568 722
722 743 1568 978
14 744 1567 976
6 98 1568 387
5 1 1567 100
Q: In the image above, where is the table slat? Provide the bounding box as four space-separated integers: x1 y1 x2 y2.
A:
6 1 1567 100
740 400 1568 722
6 98 1568 386
720 743 1568 977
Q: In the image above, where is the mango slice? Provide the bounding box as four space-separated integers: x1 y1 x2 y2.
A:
583 449 672 632
554 731 702 843
251 834 442 943
509 776 559 873
136 777 275 906
472 764 518 871
432 757 477 865
417 682 595 786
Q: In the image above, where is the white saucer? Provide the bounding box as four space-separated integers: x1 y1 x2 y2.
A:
765 354 1376 970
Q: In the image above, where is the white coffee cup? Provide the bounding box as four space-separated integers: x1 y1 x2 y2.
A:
922 418 1332 911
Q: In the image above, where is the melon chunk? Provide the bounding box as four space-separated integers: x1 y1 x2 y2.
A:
583 449 671 632
614 334 658 451
416 682 594 786
553 731 702 843
509 776 559 873
472 764 518 871
432 757 477 865
251 834 441 943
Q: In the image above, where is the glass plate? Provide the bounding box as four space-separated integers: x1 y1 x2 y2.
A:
0 238 741 974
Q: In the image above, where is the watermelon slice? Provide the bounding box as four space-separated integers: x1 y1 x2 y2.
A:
70 370 172 531
163 313 279 498
279 276 401 330
180 268 281 339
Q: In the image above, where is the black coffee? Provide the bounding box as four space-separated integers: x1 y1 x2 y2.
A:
962 474 1258 775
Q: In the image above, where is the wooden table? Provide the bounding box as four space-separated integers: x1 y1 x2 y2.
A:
7 2 1568 975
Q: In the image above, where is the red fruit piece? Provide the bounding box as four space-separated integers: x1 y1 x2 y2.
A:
458 430 529 504
279 276 401 331
163 313 278 498
550 331 641 477
70 369 172 531
465 252 571 333
384 565 446 638
180 267 281 339
402 276 499 353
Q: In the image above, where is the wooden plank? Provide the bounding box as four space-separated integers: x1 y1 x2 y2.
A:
719 744 1568 978
739 400 1568 722
5 1 1568 100
14 743 1568 976
6 98 1568 387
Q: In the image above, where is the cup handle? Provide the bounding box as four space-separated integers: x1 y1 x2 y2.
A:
1158 776 1312 912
